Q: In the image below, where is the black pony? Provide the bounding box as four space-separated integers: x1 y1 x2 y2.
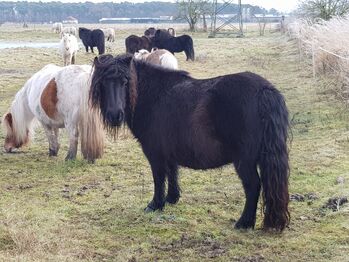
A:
78 27 105 55
153 29 195 61
125 35 152 54
90 54 290 231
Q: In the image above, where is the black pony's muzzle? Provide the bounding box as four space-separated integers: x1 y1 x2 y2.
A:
106 110 124 127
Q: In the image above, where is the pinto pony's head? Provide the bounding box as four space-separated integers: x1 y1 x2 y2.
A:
90 54 134 131
134 49 150 60
62 33 73 51
2 112 29 153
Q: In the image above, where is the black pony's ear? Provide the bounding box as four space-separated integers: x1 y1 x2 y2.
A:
93 54 115 68
119 54 133 66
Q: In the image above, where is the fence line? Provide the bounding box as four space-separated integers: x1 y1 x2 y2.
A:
295 35 349 78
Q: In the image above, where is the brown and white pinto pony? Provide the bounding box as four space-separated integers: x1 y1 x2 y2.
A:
2 64 105 162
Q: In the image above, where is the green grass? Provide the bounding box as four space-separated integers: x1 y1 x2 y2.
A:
0 24 348 261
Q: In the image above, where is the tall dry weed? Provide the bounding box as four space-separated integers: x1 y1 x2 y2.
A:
288 17 349 103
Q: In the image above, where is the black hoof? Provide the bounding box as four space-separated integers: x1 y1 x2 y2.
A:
144 206 156 213
166 194 180 205
65 155 76 161
234 219 255 230
144 200 164 213
49 149 58 157
87 158 95 164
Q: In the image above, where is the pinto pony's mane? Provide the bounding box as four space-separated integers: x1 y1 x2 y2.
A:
2 89 33 150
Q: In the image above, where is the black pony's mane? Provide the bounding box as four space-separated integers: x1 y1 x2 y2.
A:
79 27 90 33
91 54 190 100
133 58 190 80
90 53 191 135
90 53 132 108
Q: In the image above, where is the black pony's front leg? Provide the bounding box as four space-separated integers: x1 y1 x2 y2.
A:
145 161 167 212
90 46 94 53
84 44 88 53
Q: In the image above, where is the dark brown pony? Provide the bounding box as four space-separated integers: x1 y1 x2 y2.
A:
144 27 175 38
90 54 290 231
144 27 156 37
125 35 152 54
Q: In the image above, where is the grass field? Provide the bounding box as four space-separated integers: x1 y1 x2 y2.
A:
0 24 348 261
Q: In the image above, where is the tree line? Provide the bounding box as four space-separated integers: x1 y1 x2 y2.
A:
0 1 270 24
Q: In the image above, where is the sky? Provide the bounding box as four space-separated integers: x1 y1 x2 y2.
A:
0 0 299 13
244 0 298 12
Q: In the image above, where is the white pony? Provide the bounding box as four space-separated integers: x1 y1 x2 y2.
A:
2 64 105 162
60 26 77 37
102 28 115 42
134 48 178 69
52 22 63 34
59 33 79 66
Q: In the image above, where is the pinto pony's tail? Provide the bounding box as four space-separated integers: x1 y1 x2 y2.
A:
79 76 105 163
258 87 290 231
184 35 195 61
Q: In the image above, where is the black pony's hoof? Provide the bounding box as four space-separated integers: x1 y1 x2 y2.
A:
144 200 164 213
234 219 255 230
144 206 155 213
87 158 95 164
166 195 180 205
65 154 76 161
49 149 58 157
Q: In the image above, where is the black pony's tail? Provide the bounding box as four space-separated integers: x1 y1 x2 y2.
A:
258 86 290 231
184 36 195 61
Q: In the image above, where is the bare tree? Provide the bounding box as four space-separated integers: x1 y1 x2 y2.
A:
298 0 349 20
257 15 267 36
177 0 210 32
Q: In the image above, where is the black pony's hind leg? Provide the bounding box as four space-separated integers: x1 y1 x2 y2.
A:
145 160 167 212
166 163 180 204
184 48 189 61
84 45 88 53
234 162 261 229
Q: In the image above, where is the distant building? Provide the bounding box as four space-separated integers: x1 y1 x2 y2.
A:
99 18 131 24
63 16 78 24
99 16 173 24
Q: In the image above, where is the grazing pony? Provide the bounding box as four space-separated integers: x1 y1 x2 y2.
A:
153 29 195 61
52 22 63 34
125 35 152 54
2 64 105 162
134 49 178 69
79 27 105 55
90 54 290 231
102 28 116 42
59 33 79 66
